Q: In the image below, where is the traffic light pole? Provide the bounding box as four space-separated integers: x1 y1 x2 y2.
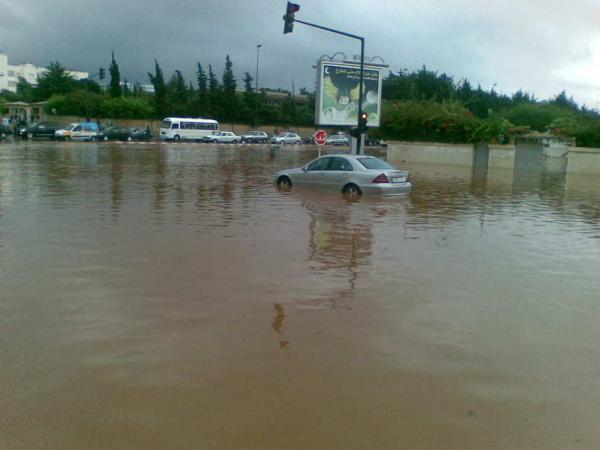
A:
292 18 365 155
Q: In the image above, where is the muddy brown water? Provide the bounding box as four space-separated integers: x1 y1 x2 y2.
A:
1 141 600 449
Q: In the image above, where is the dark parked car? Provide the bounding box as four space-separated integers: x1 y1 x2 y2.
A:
0 123 10 139
131 127 152 141
100 126 133 141
20 122 64 139
241 130 269 143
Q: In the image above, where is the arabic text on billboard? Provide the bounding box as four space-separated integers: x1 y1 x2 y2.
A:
317 62 382 127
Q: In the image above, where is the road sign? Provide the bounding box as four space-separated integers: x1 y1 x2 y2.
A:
314 129 327 145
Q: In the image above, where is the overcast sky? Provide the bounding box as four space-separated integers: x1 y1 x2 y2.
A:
2 0 600 107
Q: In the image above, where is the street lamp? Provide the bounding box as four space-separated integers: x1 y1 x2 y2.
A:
255 44 262 126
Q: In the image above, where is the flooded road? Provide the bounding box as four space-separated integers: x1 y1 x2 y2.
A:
2 141 600 449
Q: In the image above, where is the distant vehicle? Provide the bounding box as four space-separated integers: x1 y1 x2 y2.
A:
202 131 240 144
241 130 269 143
100 126 133 141
131 127 152 141
274 154 411 197
160 117 219 141
19 122 64 139
326 134 350 146
271 132 301 145
0 123 10 139
55 122 101 141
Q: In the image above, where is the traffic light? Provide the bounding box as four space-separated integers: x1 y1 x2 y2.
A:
283 2 300 34
99 67 105 80
358 111 368 132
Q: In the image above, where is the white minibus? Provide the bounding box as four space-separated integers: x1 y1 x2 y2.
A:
160 117 219 141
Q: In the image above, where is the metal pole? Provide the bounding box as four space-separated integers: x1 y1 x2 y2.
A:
255 44 262 127
356 37 365 155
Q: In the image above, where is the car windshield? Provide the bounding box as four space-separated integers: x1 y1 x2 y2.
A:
277 133 287 137
356 157 394 170
162 120 171 129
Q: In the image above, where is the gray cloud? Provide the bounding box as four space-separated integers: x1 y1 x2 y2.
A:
2 0 600 106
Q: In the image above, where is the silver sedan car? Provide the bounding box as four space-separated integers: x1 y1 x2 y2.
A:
274 154 411 196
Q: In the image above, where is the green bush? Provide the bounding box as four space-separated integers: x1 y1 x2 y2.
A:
505 103 574 132
471 113 516 144
44 91 105 117
380 100 480 143
101 96 154 119
572 125 600 148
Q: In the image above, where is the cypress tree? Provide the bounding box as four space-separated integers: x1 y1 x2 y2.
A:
109 51 122 98
148 59 166 116
221 55 238 122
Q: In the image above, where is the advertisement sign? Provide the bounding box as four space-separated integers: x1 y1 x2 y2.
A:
315 60 382 127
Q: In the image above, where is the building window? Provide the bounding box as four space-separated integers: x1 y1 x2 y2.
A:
8 70 15 76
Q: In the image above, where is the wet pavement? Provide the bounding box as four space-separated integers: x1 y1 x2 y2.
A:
1 141 600 449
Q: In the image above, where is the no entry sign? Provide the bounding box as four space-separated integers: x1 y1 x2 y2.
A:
314 130 327 145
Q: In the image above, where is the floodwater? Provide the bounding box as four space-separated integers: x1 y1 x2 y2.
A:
1 141 600 449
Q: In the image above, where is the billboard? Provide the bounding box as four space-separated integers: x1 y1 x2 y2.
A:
315 60 382 127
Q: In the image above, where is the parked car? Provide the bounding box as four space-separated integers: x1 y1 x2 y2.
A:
55 122 101 141
131 127 152 141
0 123 10 139
19 122 64 139
274 154 411 197
271 132 301 145
100 126 133 141
241 130 269 143
202 131 241 144
326 134 350 146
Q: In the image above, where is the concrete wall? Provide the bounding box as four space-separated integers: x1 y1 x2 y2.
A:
488 144 516 169
566 147 600 175
543 143 571 158
387 141 474 167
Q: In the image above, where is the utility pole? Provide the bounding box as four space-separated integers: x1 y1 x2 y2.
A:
255 44 262 127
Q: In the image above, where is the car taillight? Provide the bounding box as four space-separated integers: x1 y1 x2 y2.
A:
372 173 389 183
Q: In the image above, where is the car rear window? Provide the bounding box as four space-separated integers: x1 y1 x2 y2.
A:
356 158 394 170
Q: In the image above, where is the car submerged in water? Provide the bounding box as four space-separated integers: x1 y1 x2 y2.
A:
274 154 411 197
19 122 65 139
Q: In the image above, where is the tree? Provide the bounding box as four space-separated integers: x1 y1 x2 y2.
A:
551 90 579 111
242 71 254 122
148 59 166 116
123 78 131 96
16 78 36 102
221 55 238 121
194 63 208 116
36 61 75 100
109 51 122 98
167 70 188 115
196 62 207 93
207 64 221 118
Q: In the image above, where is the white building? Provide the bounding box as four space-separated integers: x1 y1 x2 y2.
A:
0 52 89 93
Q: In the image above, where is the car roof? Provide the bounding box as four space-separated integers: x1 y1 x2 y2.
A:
318 154 378 160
